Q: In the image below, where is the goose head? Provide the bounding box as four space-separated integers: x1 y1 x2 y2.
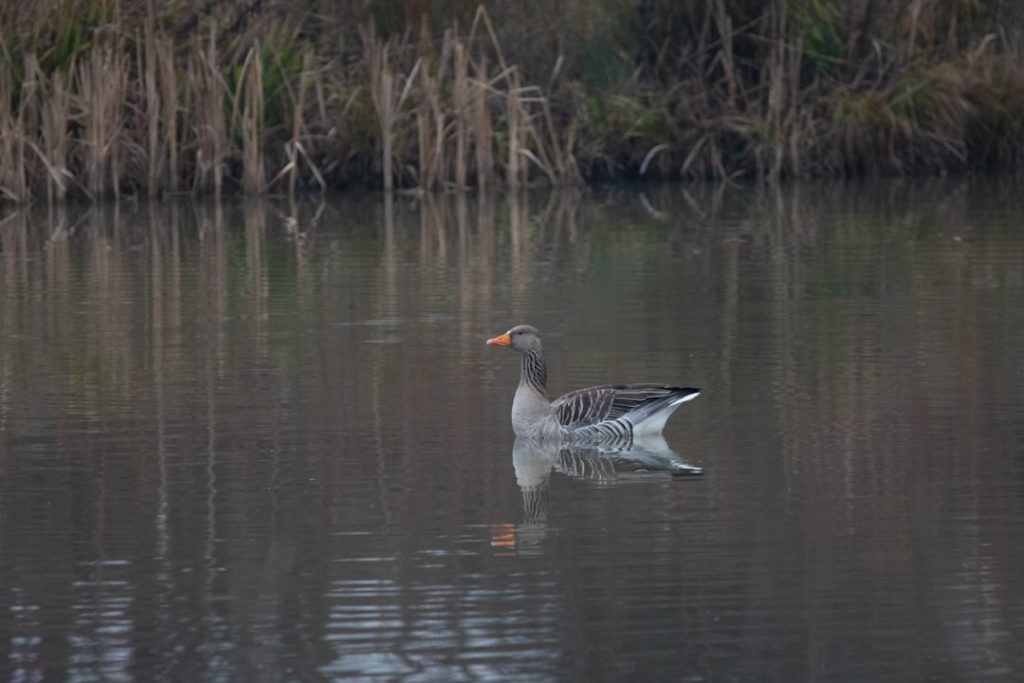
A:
486 324 542 354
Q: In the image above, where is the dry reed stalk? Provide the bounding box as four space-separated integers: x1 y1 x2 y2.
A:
39 67 73 201
905 0 926 59
506 72 522 188
77 43 129 198
238 45 266 194
142 15 161 196
435 30 453 187
189 27 227 196
713 0 738 110
364 29 395 190
765 6 801 180
512 85 553 184
467 6 568 187
312 58 329 126
415 34 449 191
467 5 525 187
519 132 556 184
0 70 27 202
540 97 565 181
510 83 565 186
469 6 511 75
415 59 432 188
783 36 804 178
414 23 449 190
362 25 421 191
472 56 493 190
288 52 308 198
156 36 178 191
761 36 786 179
538 66 578 184
271 51 325 198
22 58 45 197
453 37 469 189
416 102 430 189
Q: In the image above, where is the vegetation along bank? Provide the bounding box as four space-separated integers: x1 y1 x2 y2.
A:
2 1 1024 203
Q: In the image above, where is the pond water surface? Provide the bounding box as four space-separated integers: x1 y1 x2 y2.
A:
1 182 1023 681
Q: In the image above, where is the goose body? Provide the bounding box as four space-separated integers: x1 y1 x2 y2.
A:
487 325 700 441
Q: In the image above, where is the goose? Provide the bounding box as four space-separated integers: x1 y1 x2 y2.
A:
486 325 700 441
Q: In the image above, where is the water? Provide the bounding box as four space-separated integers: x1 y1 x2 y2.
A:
1 181 1023 681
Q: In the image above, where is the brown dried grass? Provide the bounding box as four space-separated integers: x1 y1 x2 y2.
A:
77 43 129 198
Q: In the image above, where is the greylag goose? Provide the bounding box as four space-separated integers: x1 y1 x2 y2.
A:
486 325 700 440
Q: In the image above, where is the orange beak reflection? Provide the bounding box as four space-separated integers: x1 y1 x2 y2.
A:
490 523 517 555
486 332 511 346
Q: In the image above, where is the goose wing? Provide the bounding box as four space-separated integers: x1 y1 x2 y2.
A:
556 441 703 480
552 383 699 429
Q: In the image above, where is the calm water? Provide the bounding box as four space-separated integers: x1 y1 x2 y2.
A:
1 182 1023 682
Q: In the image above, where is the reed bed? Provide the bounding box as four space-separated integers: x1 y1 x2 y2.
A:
1 0 1024 203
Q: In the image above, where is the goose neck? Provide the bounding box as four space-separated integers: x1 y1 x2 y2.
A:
519 348 547 396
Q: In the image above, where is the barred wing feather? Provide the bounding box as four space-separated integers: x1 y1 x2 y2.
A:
553 384 698 430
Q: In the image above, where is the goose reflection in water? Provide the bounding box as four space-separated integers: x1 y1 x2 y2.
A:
491 436 702 557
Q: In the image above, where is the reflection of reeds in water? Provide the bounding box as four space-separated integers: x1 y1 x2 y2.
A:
0 183 1019 426
2 187 1023 604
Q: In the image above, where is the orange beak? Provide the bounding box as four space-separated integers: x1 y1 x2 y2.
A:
486 332 511 346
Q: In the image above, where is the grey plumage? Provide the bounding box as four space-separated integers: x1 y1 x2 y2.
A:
486 324 700 440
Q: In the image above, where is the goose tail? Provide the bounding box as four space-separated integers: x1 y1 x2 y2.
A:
629 387 701 436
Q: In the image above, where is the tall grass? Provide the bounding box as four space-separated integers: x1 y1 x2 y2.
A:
1 1 1024 203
